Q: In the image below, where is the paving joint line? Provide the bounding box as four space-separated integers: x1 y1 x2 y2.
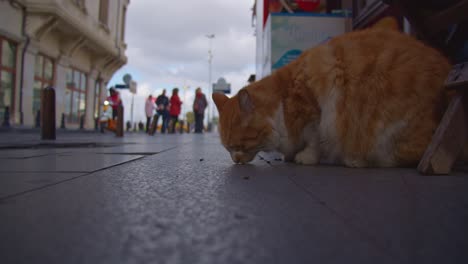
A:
0 152 71 160
287 173 402 262
0 146 180 201
257 153 402 261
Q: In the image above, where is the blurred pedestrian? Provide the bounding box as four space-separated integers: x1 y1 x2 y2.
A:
126 120 132 132
193 87 208 133
99 102 113 133
145 95 156 132
107 87 122 120
154 89 170 133
169 88 182 133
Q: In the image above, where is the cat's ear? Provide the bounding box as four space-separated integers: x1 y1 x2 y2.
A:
212 92 229 112
238 89 254 114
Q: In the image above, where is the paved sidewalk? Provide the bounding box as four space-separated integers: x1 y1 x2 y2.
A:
0 131 468 263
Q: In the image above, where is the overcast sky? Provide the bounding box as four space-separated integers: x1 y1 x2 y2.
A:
109 0 256 124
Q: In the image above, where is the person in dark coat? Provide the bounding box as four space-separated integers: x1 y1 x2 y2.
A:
154 89 170 133
193 87 208 133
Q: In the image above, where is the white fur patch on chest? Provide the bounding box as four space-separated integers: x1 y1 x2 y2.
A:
370 120 407 166
269 103 299 159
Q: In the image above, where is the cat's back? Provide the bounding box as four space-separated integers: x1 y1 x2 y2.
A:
327 27 450 81
311 28 451 167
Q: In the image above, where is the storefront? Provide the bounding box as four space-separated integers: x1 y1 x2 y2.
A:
254 0 353 78
0 37 17 123
0 0 129 129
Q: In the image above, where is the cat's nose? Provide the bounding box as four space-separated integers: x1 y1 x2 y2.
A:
232 152 243 164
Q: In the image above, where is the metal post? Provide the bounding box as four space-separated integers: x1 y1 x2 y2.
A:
206 34 215 131
41 87 56 140
79 115 84 130
179 120 184 134
208 49 212 125
130 94 134 124
35 110 40 128
2 107 10 127
60 113 66 129
116 104 124 137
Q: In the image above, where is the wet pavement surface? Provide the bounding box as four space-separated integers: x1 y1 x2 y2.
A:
0 131 467 264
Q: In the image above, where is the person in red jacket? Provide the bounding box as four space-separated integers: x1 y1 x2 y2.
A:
107 87 122 120
168 88 182 133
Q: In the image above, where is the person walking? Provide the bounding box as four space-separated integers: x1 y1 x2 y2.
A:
154 89 170 133
107 87 122 120
145 95 156 132
169 88 182 134
193 87 208 133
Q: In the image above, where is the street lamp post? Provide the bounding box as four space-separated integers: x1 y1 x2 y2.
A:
206 34 215 130
182 81 189 120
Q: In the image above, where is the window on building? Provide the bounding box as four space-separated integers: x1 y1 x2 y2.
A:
72 0 86 10
33 54 55 117
94 80 102 119
0 37 17 121
65 68 87 123
99 0 109 25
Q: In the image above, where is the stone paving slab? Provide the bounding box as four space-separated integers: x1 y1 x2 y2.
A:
0 153 144 173
277 165 468 264
0 141 394 264
96 144 176 155
0 172 85 199
0 133 467 263
0 149 69 159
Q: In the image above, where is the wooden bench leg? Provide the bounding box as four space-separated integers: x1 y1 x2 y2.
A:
418 91 468 175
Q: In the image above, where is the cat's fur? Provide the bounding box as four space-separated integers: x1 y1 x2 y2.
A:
213 25 451 167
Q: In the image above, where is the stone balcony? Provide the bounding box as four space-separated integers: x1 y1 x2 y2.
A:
23 0 126 66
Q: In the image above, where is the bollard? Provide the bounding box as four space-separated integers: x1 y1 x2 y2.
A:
35 110 40 128
60 113 66 129
2 106 10 127
138 121 144 132
79 115 85 130
94 117 99 131
115 104 124 137
126 121 131 132
41 87 56 140
179 120 184 134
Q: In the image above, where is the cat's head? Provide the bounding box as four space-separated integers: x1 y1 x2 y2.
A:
213 89 276 164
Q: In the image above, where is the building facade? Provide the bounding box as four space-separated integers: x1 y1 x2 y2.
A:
0 0 129 129
253 0 353 79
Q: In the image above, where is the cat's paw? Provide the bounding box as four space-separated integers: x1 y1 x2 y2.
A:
344 157 368 168
294 150 319 165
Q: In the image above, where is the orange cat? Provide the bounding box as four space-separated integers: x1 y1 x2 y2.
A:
213 26 451 167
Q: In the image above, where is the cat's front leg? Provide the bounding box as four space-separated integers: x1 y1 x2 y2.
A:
294 123 320 165
294 146 320 165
